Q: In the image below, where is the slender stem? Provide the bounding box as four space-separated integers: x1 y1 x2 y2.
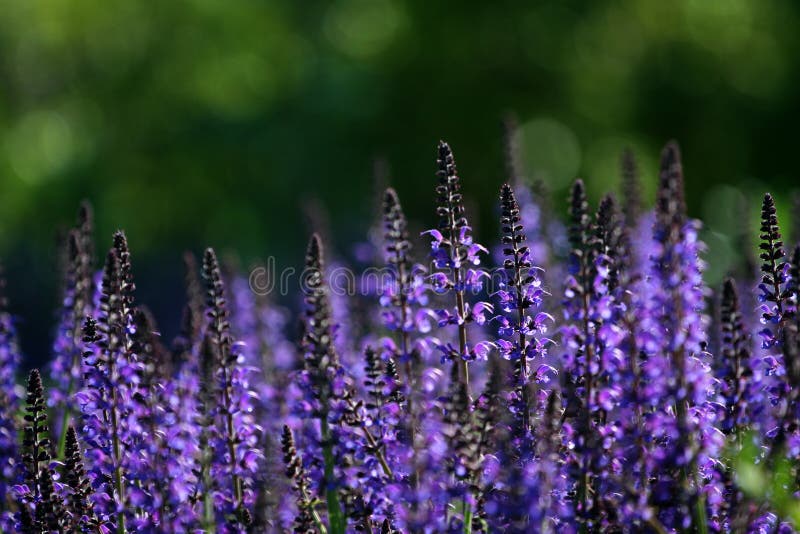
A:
109 381 126 534
647 516 670 534
441 159 470 395
362 429 393 478
296 481 327 534
200 440 215 534
694 491 709 534
312 510 328 534
396 260 412 386
463 500 473 534
578 258 594 532
510 227 530 432
321 418 346 534
197 380 216 533
454 285 470 395
395 260 420 491
219 360 243 514
343 397 393 478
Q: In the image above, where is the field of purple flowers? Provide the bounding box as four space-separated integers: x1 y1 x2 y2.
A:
1 125 800 533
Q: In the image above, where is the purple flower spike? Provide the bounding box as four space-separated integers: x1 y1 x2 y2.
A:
49 203 95 459
0 266 22 531
199 247 262 530
494 183 551 434
426 141 493 394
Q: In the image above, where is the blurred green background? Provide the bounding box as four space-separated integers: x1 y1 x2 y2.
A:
2 0 799 364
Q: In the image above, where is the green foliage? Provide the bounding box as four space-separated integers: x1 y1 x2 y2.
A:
735 432 800 527
1 0 799 257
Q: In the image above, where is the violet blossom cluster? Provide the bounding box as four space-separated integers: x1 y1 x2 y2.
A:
0 269 22 532
3 136 800 534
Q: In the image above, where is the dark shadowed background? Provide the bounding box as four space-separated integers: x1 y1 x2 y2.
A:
1 0 799 366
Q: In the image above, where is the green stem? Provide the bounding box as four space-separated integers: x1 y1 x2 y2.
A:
463 500 472 534
310 506 328 534
321 418 345 534
361 427 393 478
694 493 709 534
202 474 215 534
220 363 243 515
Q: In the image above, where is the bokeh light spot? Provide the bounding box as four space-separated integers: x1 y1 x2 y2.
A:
5 111 76 184
324 0 406 59
519 118 581 190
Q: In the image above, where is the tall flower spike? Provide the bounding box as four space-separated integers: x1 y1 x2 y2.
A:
50 230 93 458
427 141 492 393
567 178 591 256
496 183 550 434
21 369 50 501
113 231 136 317
715 279 751 527
299 233 346 532
380 186 429 475
79 248 130 532
655 141 687 240
533 390 569 529
441 380 480 528
717 279 752 437
281 425 319 532
37 466 66 531
202 247 261 526
759 194 789 322
594 194 626 293
642 140 715 530
194 333 218 531
302 234 339 371
758 193 792 406
63 426 99 531
562 184 628 529
382 188 420 381
620 148 642 228
561 178 592 423
18 370 66 532
0 262 21 529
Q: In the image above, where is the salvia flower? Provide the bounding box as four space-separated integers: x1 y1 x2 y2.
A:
281 424 322 532
49 203 95 457
425 141 493 393
559 183 631 529
63 426 102 532
494 183 552 434
380 187 432 384
639 141 718 530
713 279 754 529
200 247 262 530
0 266 22 531
296 233 347 532
16 369 67 533
758 193 792 351
4 138 800 533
